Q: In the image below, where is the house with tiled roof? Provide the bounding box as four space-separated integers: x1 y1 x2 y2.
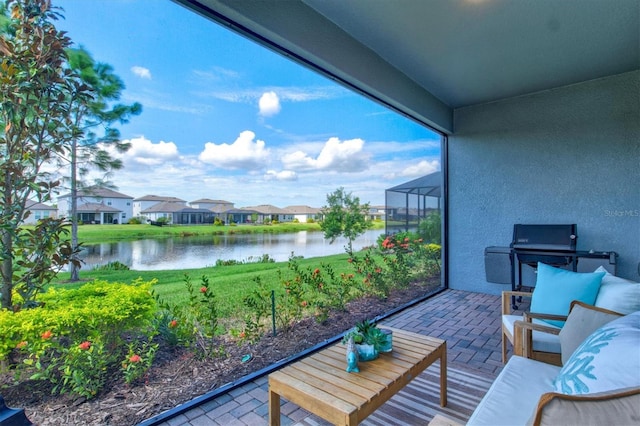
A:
23 200 57 225
58 187 133 224
133 195 186 217
284 205 323 223
189 198 234 211
243 204 293 223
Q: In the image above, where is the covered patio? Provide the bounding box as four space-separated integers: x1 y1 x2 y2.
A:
149 1 637 424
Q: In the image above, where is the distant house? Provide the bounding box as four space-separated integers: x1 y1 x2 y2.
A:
190 198 234 211
222 208 260 224
284 205 323 222
23 200 57 224
244 204 293 223
58 187 134 224
367 205 386 221
141 202 215 225
133 195 186 217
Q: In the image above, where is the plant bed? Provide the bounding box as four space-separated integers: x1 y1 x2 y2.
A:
0 278 440 426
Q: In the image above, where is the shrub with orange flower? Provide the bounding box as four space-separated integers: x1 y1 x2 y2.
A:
78 341 91 350
41 330 52 340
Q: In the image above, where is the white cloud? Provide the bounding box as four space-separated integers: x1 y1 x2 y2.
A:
264 170 298 181
198 130 270 170
282 137 369 173
122 92 206 115
192 66 240 81
116 136 179 167
258 91 281 117
401 160 440 177
131 66 151 79
204 86 346 104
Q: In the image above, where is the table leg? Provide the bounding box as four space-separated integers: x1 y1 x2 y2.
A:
269 388 281 426
440 342 447 407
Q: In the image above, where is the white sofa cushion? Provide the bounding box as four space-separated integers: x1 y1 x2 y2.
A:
554 311 640 395
502 314 561 353
467 356 561 426
594 266 640 314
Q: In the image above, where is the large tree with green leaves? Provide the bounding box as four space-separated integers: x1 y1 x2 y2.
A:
61 47 141 281
320 187 371 256
0 0 84 309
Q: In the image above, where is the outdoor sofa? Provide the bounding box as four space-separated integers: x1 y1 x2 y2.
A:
467 266 640 425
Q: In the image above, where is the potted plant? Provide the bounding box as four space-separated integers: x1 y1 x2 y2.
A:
341 320 391 361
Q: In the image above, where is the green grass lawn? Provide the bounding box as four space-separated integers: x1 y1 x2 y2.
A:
52 252 357 322
72 222 324 243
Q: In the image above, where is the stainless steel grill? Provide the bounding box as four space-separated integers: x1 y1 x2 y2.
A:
484 224 617 309
511 224 577 272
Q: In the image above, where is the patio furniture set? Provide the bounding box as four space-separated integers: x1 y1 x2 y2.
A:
268 263 640 426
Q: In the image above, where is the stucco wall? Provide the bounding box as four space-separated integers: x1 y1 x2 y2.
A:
448 71 640 294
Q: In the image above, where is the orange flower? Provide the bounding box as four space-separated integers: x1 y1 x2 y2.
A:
16 341 27 349
239 331 246 339
78 341 91 350
169 320 178 328
129 354 142 363
200 286 207 293
313 268 320 275
41 330 52 340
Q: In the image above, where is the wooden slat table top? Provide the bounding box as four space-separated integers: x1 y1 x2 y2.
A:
269 327 447 426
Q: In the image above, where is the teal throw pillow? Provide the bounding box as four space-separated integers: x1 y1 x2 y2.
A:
554 311 640 395
530 263 605 327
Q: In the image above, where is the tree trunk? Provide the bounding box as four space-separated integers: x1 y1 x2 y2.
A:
1 230 13 310
70 140 80 282
1 172 13 309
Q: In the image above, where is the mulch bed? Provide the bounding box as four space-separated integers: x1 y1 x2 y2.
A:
1 278 440 425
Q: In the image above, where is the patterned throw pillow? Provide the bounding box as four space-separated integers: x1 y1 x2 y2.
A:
553 311 640 395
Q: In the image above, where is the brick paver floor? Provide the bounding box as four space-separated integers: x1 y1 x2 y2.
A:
147 289 512 426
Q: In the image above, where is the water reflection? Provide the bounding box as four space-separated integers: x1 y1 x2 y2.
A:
77 229 383 271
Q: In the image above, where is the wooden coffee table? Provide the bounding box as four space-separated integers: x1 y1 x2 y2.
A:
268 327 447 426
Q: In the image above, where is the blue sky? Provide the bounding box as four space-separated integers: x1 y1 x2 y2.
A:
56 0 441 208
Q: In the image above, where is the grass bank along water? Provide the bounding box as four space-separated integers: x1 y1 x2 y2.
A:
72 222 376 244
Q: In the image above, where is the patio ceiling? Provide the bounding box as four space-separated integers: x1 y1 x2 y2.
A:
175 0 639 133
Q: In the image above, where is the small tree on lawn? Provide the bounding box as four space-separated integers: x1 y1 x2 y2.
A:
320 187 371 256
0 0 83 309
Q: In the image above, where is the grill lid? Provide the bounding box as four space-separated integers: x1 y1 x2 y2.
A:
511 224 577 252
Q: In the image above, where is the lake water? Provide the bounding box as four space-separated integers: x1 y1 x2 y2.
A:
78 229 384 271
